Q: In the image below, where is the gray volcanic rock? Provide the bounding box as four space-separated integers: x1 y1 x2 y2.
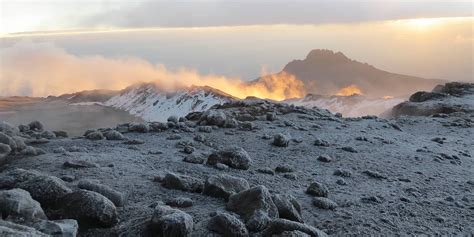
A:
0 169 72 207
150 204 193 237
306 182 329 197
261 218 328 237
77 179 124 207
200 110 227 127
32 219 78 237
104 130 125 140
273 133 291 147
61 190 119 227
227 185 278 231
162 172 204 193
207 146 252 170
272 194 303 223
28 120 44 132
0 189 47 221
208 212 249 237
0 220 48 236
390 82 474 117
86 131 104 140
203 174 250 200
312 197 338 210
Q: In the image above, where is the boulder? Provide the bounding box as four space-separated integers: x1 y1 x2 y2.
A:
0 220 48 236
162 172 204 193
61 190 119 227
203 174 250 200
86 131 104 140
312 197 338 210
0 121 20 136
0 189 47 220
0 169 72 207
28 121 44 132
272 194 303 223
227 186 278 231
207 147 252 170
208 212 249 237
273 134 291 147
77 179 124 207
201 110 227 127
306 182 329 197
165 197 194 208
63 160 99 169
150 205 193 237
0 144 11 162
41 131 56 139
0 132 16 151
128 123 149 133
104 130 125 140
33 219 78 237
261 219 328 237
409 91 447 102
53 131 69 138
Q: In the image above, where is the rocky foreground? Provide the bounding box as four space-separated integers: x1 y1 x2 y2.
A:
0 83 473 236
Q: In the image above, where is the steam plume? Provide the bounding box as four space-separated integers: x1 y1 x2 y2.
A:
0 41 305 100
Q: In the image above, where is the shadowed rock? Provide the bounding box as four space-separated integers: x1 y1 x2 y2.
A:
207 146 252 170
203 174 250 200
208 212 249 237
150 204 193 237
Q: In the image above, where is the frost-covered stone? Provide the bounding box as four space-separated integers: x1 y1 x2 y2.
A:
201 110 227 127
261 218 328 237
208 212 248 237
28 121 44 132
273 134 291 147
78 179 124 207
165 197 194 208
227 185 278 230
86 131 104 140
306 182 329 197
203 174 250 200
272 194 303 223
150 204 193 237
128 123 149 133
33 219 78 237
61 190 119 227
104 130 125 140
0 189 47 221
207 146 252 170
312 197 338 210
162 172 204 193
182 154 205 164
0 169 72 207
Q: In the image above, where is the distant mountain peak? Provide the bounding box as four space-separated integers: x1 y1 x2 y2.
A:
305 49 351 64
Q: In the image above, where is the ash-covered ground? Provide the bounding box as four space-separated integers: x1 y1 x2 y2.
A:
0 83 473 236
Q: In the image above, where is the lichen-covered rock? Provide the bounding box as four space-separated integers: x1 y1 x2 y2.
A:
78 179 124 207
32 219 78 237
306 182 329 197
261 218 328 237
208 212 249 237
0 169 72 207
150 204 193 237
203 174 250 200
61 190 119 227
272 194 303 223
207 146 252 170
162 172 204 193
0 189 47 221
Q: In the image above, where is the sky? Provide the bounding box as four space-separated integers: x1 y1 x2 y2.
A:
0 1 472 96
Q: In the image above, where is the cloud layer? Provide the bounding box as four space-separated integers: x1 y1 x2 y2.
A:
0 41 305 100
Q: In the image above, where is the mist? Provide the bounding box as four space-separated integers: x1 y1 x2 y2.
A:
0 41 304 100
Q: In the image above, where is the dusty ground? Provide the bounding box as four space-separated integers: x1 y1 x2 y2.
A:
2 102 473 236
